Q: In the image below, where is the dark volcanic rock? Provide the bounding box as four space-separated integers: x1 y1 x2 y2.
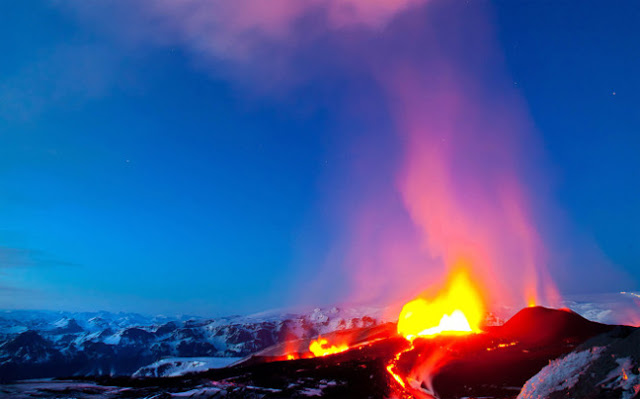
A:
519 325 640 399
275 320 295 341
172 328 202 341
402 307 619 399
97 327 114 340
82 341 116 360
499 306 612 346
1 331 59 362
255 328 275 347
0 331 67 381
155 321 178 336
227 326 253 344
177 341 217 357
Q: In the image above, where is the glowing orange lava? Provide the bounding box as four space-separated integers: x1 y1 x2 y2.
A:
387 267 487 394
309 337 349 357
526 290 537 307
386 346 411 389
397 268 486 341
485 341 518 352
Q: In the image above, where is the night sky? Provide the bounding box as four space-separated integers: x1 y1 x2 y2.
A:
1 1 638 316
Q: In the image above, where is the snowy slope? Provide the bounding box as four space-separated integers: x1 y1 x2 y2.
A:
0 306 385 381
518 325 640 399
132 356 242 377
517 347 606 398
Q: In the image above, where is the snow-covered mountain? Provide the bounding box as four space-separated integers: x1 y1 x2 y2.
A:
0 307 383 381
2 292 638 383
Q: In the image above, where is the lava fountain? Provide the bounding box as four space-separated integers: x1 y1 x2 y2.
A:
397 267 485 340
309 337 350 357
388 265 487 398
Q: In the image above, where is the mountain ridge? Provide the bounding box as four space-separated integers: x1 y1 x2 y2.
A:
0 306 383 381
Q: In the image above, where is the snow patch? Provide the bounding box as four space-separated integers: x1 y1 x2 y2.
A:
598 357 640 399
300 387 323 396
517 347 605 399
133 357 241 378
171 387 223 397
103 331 121 345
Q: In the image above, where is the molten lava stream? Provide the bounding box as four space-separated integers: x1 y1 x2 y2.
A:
387 268 486 398
309 337 349 357
386 344 414 390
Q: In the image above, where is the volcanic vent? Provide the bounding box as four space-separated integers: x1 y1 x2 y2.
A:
207 265 629 399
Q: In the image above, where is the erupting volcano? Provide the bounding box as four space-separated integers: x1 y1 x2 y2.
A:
397 266 485 340
216 271 632 399
267 262 600 399
387 266 488 396
246 253 636 399
3 1 638 398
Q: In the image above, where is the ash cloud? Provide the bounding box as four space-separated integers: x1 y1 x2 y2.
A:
58 0 630 311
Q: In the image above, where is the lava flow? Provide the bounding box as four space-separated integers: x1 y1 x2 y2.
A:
387 267 486 397
309 337 349 357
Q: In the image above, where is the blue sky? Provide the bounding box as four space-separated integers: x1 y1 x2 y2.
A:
494 2 640 284
0 1 638 316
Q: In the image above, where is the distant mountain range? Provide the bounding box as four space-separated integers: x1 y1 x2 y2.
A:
0 307 383 381
2 293 637 382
